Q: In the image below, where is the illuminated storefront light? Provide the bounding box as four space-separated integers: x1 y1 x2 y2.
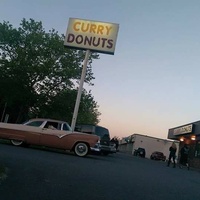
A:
191 136 196 141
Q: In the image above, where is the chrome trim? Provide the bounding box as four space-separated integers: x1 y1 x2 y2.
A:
90 147 101 152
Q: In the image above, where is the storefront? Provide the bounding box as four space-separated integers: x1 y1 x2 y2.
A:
168 121 200 169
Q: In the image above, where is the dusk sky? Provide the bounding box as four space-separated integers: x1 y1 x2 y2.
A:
1 0 200 139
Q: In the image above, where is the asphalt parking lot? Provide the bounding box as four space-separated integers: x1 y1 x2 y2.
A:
0 142 200 200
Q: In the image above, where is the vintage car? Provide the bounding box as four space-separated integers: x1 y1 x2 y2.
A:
75 124 113 155
0 118 100 157
133 147 146 158
150 151 166 161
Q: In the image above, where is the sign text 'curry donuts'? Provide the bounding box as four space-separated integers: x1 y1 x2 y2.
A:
64 18 119 55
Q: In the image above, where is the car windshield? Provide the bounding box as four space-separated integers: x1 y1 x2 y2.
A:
156 152 163 155
95 127 110 139
138 148 145 151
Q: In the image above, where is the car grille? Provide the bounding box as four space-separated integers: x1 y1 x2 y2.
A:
100 140 109 146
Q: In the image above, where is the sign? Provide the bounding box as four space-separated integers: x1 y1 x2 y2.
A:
64 18 119 55
173 124 193 135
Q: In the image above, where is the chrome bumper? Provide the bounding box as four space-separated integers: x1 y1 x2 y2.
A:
90 140 101 152
90 147 101 152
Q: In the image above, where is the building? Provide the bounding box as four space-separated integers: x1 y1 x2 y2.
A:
168 120 200 169
119 134 179 159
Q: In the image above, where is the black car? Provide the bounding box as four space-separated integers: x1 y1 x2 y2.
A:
134 147 146 158
150 151 166 161
75 124 112 155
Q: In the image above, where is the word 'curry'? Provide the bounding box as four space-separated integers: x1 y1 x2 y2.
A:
73 21 112 35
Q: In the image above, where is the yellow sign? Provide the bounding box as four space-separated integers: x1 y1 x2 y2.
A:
64 18 119 55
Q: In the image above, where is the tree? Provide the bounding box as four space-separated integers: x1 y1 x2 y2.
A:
31 89 101 125
0 18 100 124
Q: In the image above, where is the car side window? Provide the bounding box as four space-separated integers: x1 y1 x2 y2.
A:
62 123 72 131
79 125 93 134
44 122 59 130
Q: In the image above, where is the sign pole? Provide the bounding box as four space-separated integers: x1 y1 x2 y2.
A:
71 49 90 132
65 18 119 131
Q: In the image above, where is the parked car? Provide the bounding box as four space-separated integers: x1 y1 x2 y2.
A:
134 147 146 158
150 151 166 161
75 124 112 155
0 118 100 157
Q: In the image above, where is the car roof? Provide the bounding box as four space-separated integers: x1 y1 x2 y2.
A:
28 118 69 124
76 124 109 130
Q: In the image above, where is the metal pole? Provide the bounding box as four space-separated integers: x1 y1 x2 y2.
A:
71 50 90 131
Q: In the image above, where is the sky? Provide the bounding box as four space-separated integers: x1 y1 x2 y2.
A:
1 0 200 139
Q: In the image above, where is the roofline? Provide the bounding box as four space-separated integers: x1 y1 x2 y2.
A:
75 124 108 129
169 120 200 130
28 118 69 124
126 133 179 142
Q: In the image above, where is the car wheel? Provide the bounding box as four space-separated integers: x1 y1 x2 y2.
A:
74 142 89 157
11 139 23 146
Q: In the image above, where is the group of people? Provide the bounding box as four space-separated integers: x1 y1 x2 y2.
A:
110 137 119 151
167 142 189 169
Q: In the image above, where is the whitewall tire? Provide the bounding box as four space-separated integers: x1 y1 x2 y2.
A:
74 142 89 157
11 139 23 146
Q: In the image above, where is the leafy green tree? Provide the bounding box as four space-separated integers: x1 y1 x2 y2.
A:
32 89 101 125
0 18 100 124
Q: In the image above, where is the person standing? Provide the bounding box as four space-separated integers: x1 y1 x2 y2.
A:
110 137 119 151
167 142 177 168
114 137 119 151
179 144 189 169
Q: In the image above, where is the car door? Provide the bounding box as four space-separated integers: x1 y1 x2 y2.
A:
40 121 70 149
22 125 42 145
22 121 45 145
